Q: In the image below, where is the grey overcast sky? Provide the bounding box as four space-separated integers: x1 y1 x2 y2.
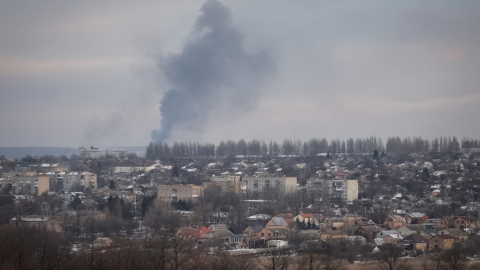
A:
1 0 480 147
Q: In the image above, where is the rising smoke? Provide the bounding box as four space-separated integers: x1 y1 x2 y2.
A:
151 0 275 142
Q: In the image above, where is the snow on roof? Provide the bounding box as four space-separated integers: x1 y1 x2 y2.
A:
41 164 50 167
381 230 398 236
386 234 402 239
393 193 402 199
235 172 242 175
410 212 425 218
12 216 50 222
246 214 271 220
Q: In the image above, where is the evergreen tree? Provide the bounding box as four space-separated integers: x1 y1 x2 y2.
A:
422 168 430 180
70 195 82 210
373 150 379 159
172 164 179 177
109 179 116 190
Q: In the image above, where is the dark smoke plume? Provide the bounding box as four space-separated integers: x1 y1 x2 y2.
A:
151 0 274 142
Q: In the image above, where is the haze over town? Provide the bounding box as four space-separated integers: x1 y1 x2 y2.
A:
1 0 480 147
1 1 480 270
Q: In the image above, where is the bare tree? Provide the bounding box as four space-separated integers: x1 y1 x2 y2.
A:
258 246 292 270
441 247 468 270
208 250 235 270
232 255 258 270
144 233 171 270
298 243 346 270
0 226 35 270
167 235 205 270
80 240 109 270
376 247 409 270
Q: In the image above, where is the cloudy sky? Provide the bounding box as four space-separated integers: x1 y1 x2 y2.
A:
1 0 479 147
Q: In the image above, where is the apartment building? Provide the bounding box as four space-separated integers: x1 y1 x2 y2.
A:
157 184 203 202
110 160 161 174
80 147 132 159
58 172 97 191
10 174 50 195
243 176 297 197
203 175 246 196
306 179 358 202
6 171 97 194
211 175 241 182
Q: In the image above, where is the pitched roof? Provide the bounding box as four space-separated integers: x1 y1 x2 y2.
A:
442 228 467 236
265 227 289 234
270 217 288 227
405 224 423 231
409 212 426 218
436 235 455 240
403 234 428 243
247 225 263 233
386 215 406 223
324 230 347 235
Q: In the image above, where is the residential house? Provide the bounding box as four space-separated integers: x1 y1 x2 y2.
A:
265 217 289 228
434 217 455 230
429 235 455 250
455 216 480 229
383 234 402 246
320 230 348 240
259 227 288 240
244 225 263 236
10 215 62 232
407 212 429 224
400 234 429 252
357 225 381 243
377 230 398 238
384 215 406 230
397 224 424 238
342 214 368 226
439 228 468 243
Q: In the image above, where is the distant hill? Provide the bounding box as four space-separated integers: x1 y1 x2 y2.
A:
0 146 146 159
0 147 79 159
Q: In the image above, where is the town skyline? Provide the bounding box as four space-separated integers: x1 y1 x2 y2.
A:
1 0 480 147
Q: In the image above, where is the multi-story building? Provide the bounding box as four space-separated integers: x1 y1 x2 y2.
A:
110 160 161 174
243 176 297 197
59 172 97 191
211 175 241 182
157 184 203 202
203 176 246 196
80 147 132 159
10 174 50 195
5 170 97 194
306 179 358 203
33 163 70 173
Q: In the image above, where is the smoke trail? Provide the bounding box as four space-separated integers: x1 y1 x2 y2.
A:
151 0 275 142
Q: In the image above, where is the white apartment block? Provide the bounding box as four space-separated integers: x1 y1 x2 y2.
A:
243 176 297 197
307 179 358 202
54 171 97 191
80 147 132 159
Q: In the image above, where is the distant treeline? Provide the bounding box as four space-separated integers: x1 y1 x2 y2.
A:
145 136 479 159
